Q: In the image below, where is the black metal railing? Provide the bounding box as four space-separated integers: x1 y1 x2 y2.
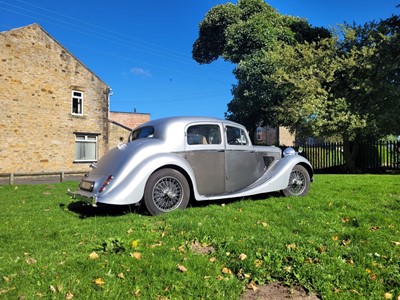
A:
299 141 400 172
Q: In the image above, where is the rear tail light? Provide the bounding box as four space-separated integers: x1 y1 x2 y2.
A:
99 175 113 193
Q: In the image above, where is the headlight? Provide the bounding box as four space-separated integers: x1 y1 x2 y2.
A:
283 147 296 157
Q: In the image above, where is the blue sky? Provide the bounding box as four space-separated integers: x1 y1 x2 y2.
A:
1 0 398 120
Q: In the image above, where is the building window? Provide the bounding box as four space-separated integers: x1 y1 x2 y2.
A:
257 128 263 141
74 134 97 162
72 91 83 115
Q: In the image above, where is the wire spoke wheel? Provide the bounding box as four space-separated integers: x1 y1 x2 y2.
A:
144 169 190 215
152 176 183 212
283 165 310 196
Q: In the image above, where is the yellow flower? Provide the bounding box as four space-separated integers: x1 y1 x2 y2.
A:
131 240 139 249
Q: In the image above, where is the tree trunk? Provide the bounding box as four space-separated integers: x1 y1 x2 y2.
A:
343 137 360 172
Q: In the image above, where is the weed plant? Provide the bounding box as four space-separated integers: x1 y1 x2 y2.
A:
0 175 399 299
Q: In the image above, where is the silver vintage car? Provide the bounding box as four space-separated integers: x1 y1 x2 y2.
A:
68 116 313 215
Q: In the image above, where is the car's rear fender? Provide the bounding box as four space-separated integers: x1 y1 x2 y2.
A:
96 153 197 205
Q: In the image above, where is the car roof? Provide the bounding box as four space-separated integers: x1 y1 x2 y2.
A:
136 116 244 130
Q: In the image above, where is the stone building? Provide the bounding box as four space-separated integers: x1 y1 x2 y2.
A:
255 126 296 146
0 24 149 175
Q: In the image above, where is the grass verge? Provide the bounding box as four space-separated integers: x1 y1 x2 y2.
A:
0 175 399 299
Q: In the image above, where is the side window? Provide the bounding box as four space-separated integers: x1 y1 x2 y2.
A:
187 125 221 145
72 91 83 115
226 126 248 146
74 134 97 162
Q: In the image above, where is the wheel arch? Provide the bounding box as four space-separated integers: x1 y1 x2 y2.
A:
297 162 314 181
151 164 196 200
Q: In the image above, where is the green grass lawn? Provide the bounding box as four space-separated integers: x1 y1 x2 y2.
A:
0 175 399 299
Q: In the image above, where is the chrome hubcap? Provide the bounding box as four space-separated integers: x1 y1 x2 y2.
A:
152 176 183 212
287 170 306 195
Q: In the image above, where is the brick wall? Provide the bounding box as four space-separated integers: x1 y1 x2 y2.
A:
108 112 151 146
0 24 110 173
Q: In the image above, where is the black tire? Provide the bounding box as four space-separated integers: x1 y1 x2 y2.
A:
282 165 310 196
144 168 190 215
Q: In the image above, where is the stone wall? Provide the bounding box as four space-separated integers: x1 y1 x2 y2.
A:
0 24 110 174
279 127 296 146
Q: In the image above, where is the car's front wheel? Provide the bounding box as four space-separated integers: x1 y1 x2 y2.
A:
144 168 190 215
282 165 310 196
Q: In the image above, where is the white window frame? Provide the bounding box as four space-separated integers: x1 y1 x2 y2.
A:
74 134 98 162
72 90 84 115
256 128 263 141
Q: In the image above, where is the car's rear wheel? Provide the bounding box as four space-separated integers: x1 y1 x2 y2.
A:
282 165 310 196
144 168 190 215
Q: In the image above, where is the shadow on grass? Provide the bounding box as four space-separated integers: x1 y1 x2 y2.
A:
188 192 281 209
63 201 143 219
63 192 280 218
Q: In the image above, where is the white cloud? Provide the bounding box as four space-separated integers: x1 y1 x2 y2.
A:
130 67 151 77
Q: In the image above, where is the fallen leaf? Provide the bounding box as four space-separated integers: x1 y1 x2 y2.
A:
255 260 263 268
151 242 163 248
238 253 247 261
341 239 351 246
305 257 313 264
287 243 297 250
25 257 37 265
247 282 258 291
127 228 133 234
209 257 216 263
134 289 140 297
88 252 99 260
177 265 187 272
384 293 392 299
222 267 232 274
94 278 105 286
117 272 125 279
65 291 74 299
130 252 141 260
3 276 10 283
370 226 380 231
392 241 400 246
49 285 56 293
342 217 350 223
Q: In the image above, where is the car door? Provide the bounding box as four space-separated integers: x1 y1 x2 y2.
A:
224 124 262 193
184 123 225 196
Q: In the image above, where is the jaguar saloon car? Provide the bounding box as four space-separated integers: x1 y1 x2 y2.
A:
68 116 313 215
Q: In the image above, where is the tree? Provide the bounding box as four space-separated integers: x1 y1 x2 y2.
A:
269 16 400 170
193 0 330 138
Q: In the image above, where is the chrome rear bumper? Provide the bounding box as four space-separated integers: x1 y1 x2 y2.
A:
67 189 97 206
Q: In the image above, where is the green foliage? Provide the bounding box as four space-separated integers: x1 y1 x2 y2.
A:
194 1 399 156
99 238 127 254
0 177 399 299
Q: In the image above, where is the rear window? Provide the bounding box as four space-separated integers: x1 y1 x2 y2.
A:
129 126 154 141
